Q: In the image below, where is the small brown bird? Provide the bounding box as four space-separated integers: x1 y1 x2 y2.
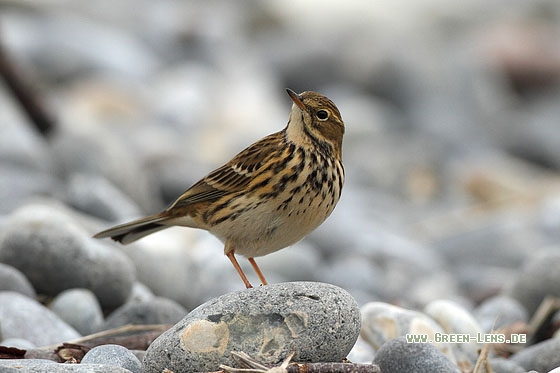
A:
94 89 345 288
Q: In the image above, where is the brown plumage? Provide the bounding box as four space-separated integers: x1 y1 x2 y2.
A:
94 89 345 288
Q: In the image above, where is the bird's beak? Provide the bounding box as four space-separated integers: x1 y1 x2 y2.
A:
286 88 305 110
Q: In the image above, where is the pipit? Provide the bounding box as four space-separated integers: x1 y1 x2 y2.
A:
94 89 345 288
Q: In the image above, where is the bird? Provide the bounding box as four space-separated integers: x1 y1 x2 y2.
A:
94 88 345 288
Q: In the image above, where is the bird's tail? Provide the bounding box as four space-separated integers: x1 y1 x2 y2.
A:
93 213 169 244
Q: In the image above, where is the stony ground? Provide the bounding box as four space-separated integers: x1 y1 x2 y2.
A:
1 1 560 372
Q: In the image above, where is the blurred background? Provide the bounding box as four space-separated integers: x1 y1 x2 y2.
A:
1 0 560 309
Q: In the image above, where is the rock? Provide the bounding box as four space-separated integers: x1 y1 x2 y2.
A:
473 295 529 333
360 302 455 362
373 336 460 373
126 282 155 303
0 203 135 309
510 338 560 372
0 263 36 298
486 357 526 373
81 344 142 373
347 336 375 364
0 359 133 372
101 297 187 331
424 299 482 366
0 292 80 346
143 282 361 373
506 249 560 315
0 337 36 350
49 288 104 335
64 173 143 223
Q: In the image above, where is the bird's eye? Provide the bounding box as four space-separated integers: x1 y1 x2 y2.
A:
316 110 329 120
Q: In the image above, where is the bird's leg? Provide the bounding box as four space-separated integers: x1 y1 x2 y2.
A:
248 257 268 286
227 251 253 288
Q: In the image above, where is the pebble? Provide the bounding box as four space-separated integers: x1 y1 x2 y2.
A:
506 248 560 314
49 288 104 335
510 338 560 373
424 299 482 366
64 173 143 223
81 344 142 373
0 262 36 298
360 302 455 362
0 359 134 372
486 357 526 373
143 282 361 373
0 203 135 310
372 336 460 373
101 296 188 331
0 291 80 346
473 295 529 333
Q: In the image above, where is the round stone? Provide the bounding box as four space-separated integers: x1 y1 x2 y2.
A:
510 338 560 372
0 203 135 309
142 282 361 373
0 291 80 346
360 301 455 362
473 295 529 333
424 299 482 366
81 344 142 373
101 297 187 331
49 288 104 335
373 336 461 373
0 263 36 298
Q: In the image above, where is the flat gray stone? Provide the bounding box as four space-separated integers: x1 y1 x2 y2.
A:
0 292 80 346
0 263 36 298
143 282 361 373
81 344 141 373
0 203 135 309
373 336 461 373
473 295 528 333
49 288 104 335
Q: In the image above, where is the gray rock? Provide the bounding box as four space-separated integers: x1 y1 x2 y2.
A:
65 173 143 223
0 203 135 309
486 357 526 373
0 263 36 298
81 344 142 373
510 338 560 372
49 288 104 335
506 249 560 315
473 295 529 333
143 282 361 373
0 291 80 346
373 336 460 373
0 337 36 349
424 299 482 366
126 281 155 303
0 359 133 372
360 302 456 363
101 297 187 331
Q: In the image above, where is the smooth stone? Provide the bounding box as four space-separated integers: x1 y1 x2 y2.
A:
473 295 529 333
126 282 155 303
347 336 375 364
506 249 560 314
81 344 141 373
360 302 456 363
0 263 36 298
49 288 104 335
0 203 135 309
143 282 361 373
0 337 36 350
424 299 482 366
0 359 133 372
0 292 80 346
65 173 143 223
486 357 526 373
101 297 187 330
510 338 560 372
373 336 460 373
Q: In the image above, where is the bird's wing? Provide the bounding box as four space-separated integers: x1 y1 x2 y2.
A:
169 132 283 209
